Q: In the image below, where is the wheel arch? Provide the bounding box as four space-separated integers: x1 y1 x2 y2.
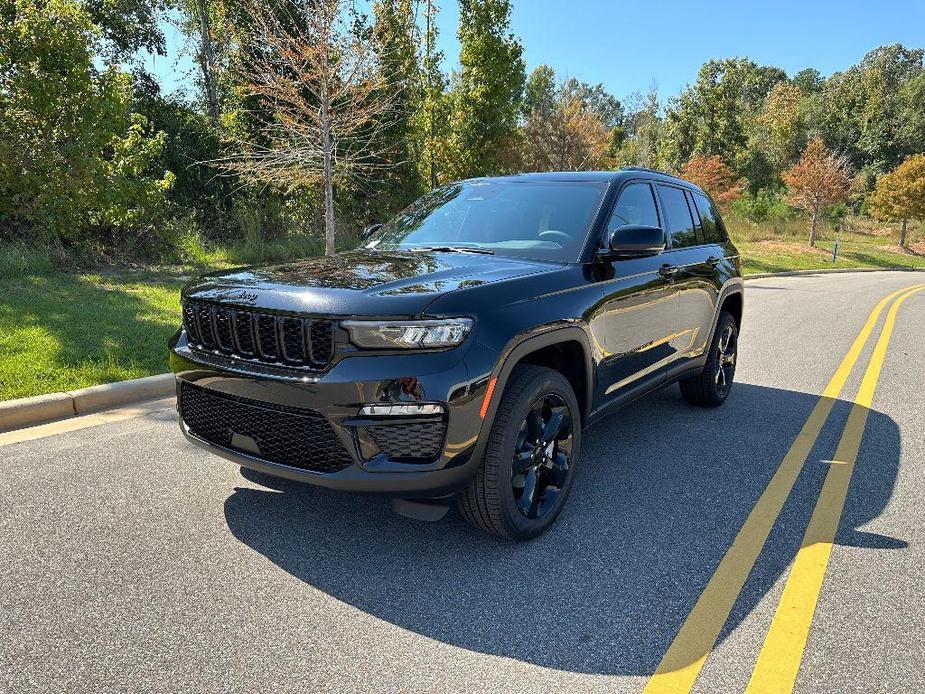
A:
483 326 595 427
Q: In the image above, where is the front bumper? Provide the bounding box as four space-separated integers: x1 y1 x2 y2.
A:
170 331 500 497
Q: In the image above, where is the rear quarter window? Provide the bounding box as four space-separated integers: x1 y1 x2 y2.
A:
692 191 727 243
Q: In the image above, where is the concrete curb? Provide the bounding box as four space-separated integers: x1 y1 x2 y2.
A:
744 267 925 280
0 373 175 434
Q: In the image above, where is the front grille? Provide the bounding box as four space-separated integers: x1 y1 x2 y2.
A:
180 382 353 473
182 300 335 370
367 420 446 460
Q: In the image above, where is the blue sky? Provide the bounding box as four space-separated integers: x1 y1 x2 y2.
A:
145 0 925 103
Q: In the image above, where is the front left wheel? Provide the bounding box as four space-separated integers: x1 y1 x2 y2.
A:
457 365 581 541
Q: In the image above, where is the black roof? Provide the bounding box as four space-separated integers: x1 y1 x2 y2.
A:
462 168 703 192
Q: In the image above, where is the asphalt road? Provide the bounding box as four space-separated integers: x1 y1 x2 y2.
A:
2 271 924 693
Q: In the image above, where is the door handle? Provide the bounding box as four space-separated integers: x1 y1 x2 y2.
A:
706 255 722 267
658 263 679 278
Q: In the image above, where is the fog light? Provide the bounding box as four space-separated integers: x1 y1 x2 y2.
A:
360 403 445 416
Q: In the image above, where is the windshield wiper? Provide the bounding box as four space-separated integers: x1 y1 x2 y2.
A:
410 245 495 255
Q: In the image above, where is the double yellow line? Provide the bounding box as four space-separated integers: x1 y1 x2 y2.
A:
644 283 925 694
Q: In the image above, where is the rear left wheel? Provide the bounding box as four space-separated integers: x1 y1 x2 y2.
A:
679 311 738 407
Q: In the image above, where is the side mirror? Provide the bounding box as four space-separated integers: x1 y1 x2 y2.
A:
363 223 383 239
603 224 666 259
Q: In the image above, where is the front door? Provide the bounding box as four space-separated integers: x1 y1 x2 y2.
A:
590 181 680 408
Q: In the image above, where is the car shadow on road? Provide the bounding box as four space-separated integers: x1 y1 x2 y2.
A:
222 382 902 676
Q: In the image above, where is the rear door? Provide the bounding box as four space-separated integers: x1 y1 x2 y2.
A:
590 181 679 407
654 184 716 361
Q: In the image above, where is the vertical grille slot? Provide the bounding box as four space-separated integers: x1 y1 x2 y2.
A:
256 315 280 360
196 304 217 348
182 300 334 370
309 320 334 367
233 312 255 355
281 318 306 363
182 303 201 344
214 308 234 352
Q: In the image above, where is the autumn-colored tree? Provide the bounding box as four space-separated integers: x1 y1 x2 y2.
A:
522 96 609 171
222 0 399 256
868 153 925 248
679 155 743 207
781 139 852 247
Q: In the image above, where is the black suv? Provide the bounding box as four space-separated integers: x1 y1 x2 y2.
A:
170 169 743 540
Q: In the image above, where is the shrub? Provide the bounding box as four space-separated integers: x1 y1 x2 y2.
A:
731 189 794 223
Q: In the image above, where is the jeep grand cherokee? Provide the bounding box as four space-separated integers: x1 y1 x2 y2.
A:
169 169 743 540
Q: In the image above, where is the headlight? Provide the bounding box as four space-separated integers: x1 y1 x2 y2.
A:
342 318 473 349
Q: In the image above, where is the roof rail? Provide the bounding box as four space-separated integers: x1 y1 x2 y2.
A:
620 166 680 178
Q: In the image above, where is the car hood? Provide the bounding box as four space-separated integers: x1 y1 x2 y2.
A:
182 249 559 316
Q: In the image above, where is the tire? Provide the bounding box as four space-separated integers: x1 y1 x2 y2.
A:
679 311 738 407
457 365 581 541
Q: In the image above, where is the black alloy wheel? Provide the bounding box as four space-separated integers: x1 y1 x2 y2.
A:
457 365 582 540
511 393 574 519
714 322 737 397
679 310 738 407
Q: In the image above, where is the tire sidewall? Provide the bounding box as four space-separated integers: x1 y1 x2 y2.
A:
490 368 582 540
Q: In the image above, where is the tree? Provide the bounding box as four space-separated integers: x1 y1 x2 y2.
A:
224 0 400 256
523 64 556 118
661 58 786 170
446 0 525 180
521 66 614 171
414 0 450 189
781 139 852 247
0 0 172 245
192 0 220 127
755 81 803 171
371 0 423 212
792 68 823 94
85 0 169 59
679 155 743 207
868 153 925 248
523 96 609 171
807 44 924 172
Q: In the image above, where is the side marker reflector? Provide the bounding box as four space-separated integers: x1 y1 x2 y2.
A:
479 378 497 419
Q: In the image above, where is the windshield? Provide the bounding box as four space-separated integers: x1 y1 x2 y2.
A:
366 180 607 262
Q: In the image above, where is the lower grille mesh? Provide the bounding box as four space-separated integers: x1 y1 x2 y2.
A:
367 420 446 460
180 383 353 473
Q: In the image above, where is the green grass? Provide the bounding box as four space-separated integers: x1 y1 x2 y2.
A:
727 215 925 275
0 272 184 401
1 217 923 401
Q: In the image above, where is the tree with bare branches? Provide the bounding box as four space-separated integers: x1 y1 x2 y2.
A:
782 138 852 247
224 0 399 256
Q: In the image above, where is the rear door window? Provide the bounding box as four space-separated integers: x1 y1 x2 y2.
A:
656 184 697 248
692 191 726 243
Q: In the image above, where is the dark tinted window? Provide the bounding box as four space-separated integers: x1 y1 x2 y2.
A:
692 191 725 243
657 185 697 248
607 182 660 232
369 181 607 261
685 190 705 245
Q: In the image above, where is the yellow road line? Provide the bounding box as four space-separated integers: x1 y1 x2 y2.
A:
643 283 925 694
0 397 176 448
745 284 925 693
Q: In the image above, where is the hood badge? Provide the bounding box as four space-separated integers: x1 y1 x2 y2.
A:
227 290 258 305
